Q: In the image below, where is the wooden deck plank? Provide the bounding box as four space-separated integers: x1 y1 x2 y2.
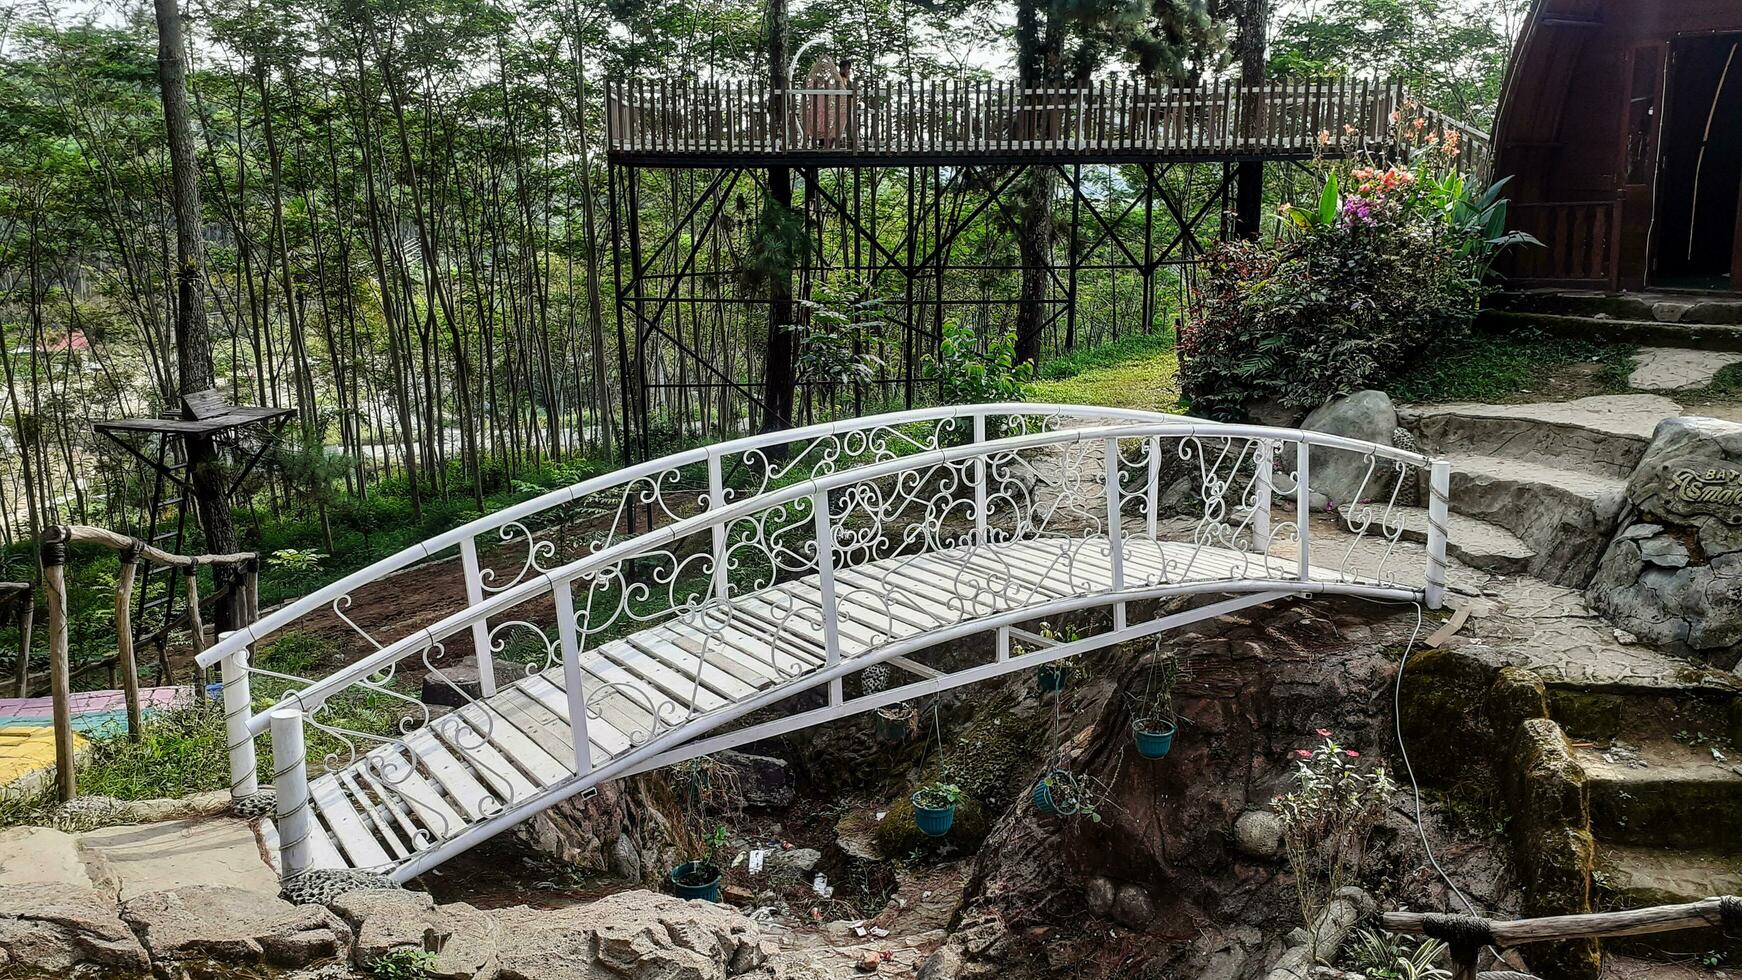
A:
624 632 761 701
309 774 393 870
522 673 637 759
339 769 413 860
454 701 573 785
654 623 784 689
589 638 724 713
402 729 499 822
430 713 541 804
356 748 466 845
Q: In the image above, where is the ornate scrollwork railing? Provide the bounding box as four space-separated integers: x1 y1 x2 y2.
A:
195 405 1450 882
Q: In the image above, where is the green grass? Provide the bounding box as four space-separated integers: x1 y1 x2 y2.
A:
1387 332 1636 404
1703 361 1742 397
1025 330 1183 412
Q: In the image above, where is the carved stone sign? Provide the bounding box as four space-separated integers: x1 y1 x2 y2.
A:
1661 465 1742 524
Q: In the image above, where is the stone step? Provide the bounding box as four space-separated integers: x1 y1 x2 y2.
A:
1594 844 1742 960
1478 309 1742 352
1573 739 1742 852
1334 504 1534 576
1441 455 1628 588
1491 289 1742 328
1401 395 1676 479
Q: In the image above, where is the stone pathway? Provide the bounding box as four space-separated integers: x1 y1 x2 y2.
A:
0 804 280 901
1628 347 1742 390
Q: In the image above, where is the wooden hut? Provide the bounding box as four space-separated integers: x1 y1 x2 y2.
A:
1494 0 1742 291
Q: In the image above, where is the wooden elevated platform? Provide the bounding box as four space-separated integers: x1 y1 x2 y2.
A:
605 77 1453 167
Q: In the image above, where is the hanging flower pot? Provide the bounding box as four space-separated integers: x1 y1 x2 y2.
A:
668 860 722 902
1035 663 1070 693
910 781 962 837
875 705 917 744
1032 769 1083 817
1131 717 1178 760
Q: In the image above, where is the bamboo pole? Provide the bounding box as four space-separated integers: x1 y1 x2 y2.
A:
114 547 142 739
40 527 75 802
8 584 32 697
1383 897 1740 946
183 565 206 691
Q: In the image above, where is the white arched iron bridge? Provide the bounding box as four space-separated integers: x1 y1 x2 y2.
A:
195 404 1452 884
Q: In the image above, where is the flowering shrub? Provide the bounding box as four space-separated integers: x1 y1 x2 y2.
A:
1273 731 1396 949
1179 129 1536 420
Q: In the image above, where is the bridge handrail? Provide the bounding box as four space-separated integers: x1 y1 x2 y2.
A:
199 402 1199 670
226 418 1441 741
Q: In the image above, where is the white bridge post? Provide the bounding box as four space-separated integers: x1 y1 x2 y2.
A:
552 578 593 775
458 538 497 697
1252 440 1272 552
218 633 258 801
1145 436 1161 541
270 707 312 883
973 413 988 546
1295 440 1312 583
812 491 843 706
1104 437 1126 631
709 452 729 602
1425 460 1451 610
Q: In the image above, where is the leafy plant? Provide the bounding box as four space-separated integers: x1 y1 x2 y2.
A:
1273 731 1396 951
1036 768 1109 823
925 319 1033 407
1182 138 1537 420
792 273 889 415
1346 928 1451 980
369 947 440 979
267 548 328 573
911 780 962 810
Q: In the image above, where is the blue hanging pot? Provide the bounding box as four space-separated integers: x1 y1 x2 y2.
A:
1132 718 1178 760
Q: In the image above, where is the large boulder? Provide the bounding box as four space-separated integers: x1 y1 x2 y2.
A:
718 750 796 809
1588 415 1742 669
120 884 352 969
329 888 498 979
491 889 768 980
0 884 151 975
1301 390 1399 508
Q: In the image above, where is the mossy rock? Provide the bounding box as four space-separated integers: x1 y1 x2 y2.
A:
1486 666 1549 735
874 795 990 856
932 700 1041 809
1396 647 1500 782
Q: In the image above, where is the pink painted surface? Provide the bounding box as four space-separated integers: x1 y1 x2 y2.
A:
0 686 187 730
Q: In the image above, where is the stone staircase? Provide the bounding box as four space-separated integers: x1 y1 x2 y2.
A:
1483 290 1742 353
1393 388 1742 963
1396 395 1677 588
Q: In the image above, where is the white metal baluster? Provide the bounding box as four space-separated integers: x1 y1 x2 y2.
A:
1104 437 1126 630
1296 440 1312 583
812 491 843 706
1253 439 1273 553
271 707 312 882
996 625 1010 662
552 578 593 775
458 538 497 697
1425 461 1451 610
708 452 728 602
973 413 988 546
1145 435 1161 541
218 634 258 800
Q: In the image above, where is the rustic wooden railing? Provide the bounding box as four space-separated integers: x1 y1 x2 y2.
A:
34 524 256 802
1385 897 1742 980
605 77 1490 167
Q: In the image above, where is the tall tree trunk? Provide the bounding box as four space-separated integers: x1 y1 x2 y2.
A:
155 0 238 569
1013 0 1056 367
759 0 796 435
1233 0 1269 239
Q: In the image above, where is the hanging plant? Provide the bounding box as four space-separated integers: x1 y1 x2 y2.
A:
1128 642 1182 760
1025 621 1082 693
1031 768 1107 822
909 780 962 837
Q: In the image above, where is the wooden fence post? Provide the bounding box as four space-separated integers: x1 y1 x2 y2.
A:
40 526 75 802
183 564 206 689
114 544 142 739
10 586 34 698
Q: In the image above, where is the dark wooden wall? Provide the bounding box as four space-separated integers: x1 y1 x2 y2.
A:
1493 0 1742 289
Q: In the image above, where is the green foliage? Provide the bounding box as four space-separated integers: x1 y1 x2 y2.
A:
792 273 889 398
369 948 441 980
1273 732 1396 936
268 548 328 573
910 780 962 810
874 793 991 855
1388 332 1635 404
925 320 1033 407
1345 928 1451 980
1703 361 1742 397
1181 152 1530 420
74 701 231 801
741 200 810 291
